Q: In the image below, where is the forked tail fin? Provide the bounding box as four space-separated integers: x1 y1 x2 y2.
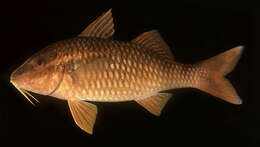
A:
197 46 244 104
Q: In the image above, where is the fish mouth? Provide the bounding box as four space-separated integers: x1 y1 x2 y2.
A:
11 81 40 106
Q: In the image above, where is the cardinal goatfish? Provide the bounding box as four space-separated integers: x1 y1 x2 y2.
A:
10 9 244 134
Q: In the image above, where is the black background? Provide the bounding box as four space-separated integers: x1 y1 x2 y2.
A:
1 0 259 146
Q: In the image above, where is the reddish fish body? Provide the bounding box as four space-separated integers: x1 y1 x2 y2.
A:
50 37 205 102
10 9 243 134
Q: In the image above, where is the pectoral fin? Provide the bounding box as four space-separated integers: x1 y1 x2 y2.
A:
135 93 172 116
68 98 97 134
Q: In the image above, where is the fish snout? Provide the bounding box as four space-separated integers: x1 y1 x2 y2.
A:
10 70 18 84
10 66 24 84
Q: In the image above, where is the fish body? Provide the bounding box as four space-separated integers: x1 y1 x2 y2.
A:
10 9 244 134
50 37 202 102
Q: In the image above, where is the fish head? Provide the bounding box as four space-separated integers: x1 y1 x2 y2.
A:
10 46 64 96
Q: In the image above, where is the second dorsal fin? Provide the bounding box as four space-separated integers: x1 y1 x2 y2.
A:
132 30 174 60
79 9 115 39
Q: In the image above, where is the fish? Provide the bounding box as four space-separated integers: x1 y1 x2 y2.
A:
10 9 244 134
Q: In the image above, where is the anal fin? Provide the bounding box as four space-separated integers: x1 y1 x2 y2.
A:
68 98 98 134
135 93 172 116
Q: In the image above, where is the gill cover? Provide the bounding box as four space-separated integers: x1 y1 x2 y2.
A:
10 46 64 96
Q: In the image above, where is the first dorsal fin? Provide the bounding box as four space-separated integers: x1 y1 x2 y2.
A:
132 30 174 60
79 9 115 39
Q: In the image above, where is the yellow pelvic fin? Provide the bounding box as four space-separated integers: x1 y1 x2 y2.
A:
68 98 98 134
135 93 172 116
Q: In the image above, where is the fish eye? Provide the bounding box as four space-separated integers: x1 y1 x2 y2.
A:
35 58 45 67
36 60 43 66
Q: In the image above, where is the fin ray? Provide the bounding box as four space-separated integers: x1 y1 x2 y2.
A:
198 46 244 75
197 46 244 104
199 74 242 104
135 93 172 116
68 99 98 134
132 30 174 60
79 9 114 38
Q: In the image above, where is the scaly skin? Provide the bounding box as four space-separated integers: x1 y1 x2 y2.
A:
49 37 208 102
